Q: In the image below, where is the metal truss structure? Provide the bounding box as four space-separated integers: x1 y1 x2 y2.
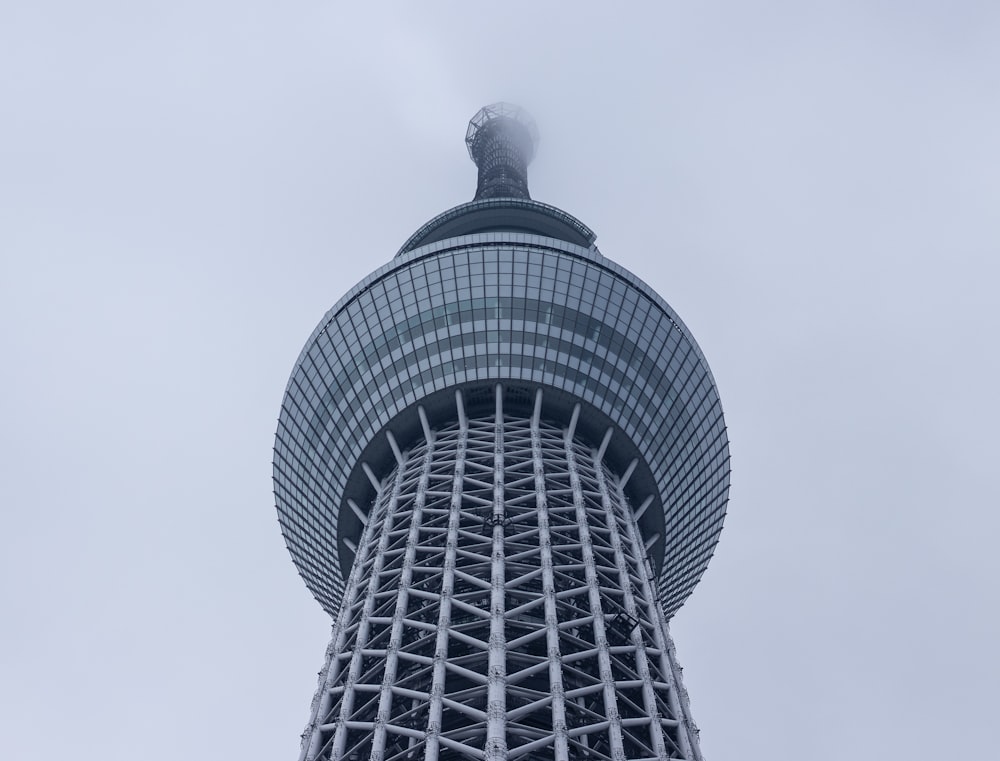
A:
299 388 702 761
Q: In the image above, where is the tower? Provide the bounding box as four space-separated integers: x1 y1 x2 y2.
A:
273 104 730 761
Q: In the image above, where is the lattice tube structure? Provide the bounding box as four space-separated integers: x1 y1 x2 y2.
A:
299 388 702 761
273 104 730 761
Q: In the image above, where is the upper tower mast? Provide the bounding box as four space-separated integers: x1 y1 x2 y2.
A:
465 102 539 200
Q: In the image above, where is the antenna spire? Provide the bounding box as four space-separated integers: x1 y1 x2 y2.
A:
465 103 538 201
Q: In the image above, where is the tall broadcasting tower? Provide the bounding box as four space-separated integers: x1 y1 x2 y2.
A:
273 104 730 761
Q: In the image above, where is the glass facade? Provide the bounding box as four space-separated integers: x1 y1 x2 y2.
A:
274 226 729 621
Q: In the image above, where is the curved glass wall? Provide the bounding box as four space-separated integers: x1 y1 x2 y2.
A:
273 232 730 619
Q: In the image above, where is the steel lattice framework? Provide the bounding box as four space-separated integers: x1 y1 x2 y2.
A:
466 103 537 201
274 104 730 761
300 388 701 761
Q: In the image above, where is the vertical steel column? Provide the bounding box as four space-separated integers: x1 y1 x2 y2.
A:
368 433 436 760
327 463 407 760
485 384 508 761
563 404 627 761
663 629 704 761
530 390 570 760
616 477 700 761
299 483 388 761
593 454 670 759
425 391 467 761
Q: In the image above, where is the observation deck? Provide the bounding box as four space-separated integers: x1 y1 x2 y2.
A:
273 104 730 620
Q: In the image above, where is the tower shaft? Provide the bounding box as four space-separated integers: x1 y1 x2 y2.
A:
274 104 731 761
299 389 702 761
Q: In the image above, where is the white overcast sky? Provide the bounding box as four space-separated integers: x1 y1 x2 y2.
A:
2 2 998 759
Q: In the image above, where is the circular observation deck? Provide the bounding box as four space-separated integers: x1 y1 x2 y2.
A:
273 200 730 619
